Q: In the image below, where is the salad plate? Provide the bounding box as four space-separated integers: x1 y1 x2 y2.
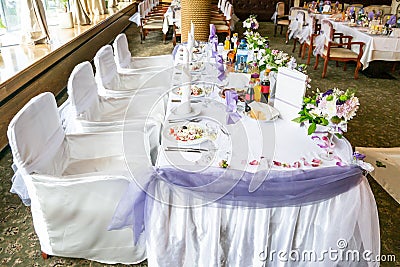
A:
173 85 205 97
165 122 207 146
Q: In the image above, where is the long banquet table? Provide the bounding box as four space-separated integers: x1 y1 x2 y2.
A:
110 45 381 266
330 20 400 69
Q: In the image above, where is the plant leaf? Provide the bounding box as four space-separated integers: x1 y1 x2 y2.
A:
308 123 316 135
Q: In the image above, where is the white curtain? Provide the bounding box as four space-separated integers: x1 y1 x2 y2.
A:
21 0 50 44
71 0 91 25
82 0 108 15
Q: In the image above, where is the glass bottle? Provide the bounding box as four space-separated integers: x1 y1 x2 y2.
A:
261 70 271 104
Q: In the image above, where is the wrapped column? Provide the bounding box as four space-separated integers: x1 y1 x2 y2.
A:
181 0 211 42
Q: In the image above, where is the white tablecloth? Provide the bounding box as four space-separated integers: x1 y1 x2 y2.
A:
331 20 400 69
145 59 381 266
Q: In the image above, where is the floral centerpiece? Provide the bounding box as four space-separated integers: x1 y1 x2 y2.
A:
244 31 269 51
257 48 292 72
243 15 259 33
293 88 359 160
292 88 359 136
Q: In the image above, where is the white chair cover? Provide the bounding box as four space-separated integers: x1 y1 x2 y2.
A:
274 67 307 121
94 45 173 97
314 19 331 56
113 33 173 71
8 92 149 264
288 10 305 40
64 61 165 161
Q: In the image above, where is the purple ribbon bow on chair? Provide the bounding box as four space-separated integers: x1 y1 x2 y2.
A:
387 15 396 26
368 11 374 20
225 90 241 124
216 55 226 81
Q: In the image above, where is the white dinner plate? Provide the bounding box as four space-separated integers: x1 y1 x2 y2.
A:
168 104 202 120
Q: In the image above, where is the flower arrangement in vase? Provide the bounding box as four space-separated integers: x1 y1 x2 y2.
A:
292 88 359 160
243 14 259 34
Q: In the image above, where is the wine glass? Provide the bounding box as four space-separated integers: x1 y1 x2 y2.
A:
202 82 214 107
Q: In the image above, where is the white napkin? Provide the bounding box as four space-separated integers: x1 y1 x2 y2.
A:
182 45 189 64
187 32 193 62
190 21 195 39
248 102 279 121
175 66 192 115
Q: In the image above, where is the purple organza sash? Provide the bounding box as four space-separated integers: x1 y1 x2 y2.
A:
108 165 363 244
224 90 241 124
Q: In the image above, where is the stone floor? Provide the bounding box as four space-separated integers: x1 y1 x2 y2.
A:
0 21 399 266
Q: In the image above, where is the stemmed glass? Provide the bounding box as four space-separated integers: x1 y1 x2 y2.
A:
202 82 214 107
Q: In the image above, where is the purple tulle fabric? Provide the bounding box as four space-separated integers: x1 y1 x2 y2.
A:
224 90 241 124
108 165 363 244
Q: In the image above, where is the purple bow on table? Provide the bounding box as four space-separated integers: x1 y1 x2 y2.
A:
216 54 226 81
349 7 354 15
209 24 218 43
225 90 241 124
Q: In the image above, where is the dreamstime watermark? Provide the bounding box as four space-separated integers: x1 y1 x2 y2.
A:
259 239 396 264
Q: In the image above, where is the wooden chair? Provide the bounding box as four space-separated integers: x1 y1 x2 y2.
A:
313 19 365 79
172 8 181 46
215 2 233 38
138 1 166 43
274 2 290 37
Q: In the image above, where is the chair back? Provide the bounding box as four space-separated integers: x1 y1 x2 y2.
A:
274 67 307 121
138 1 145 19
94 44 119 91
277 2 285 17
113 33 132 69
68 62 101 121
8 92 67 176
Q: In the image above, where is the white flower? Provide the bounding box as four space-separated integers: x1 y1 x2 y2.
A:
325 97 337 119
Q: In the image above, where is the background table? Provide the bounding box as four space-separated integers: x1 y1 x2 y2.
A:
331 20 400 69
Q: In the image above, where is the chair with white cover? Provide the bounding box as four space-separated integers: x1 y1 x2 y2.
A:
64 61 165 161
113 33 173 72
273 67 307 121
7 92 150 264
94 45 173 97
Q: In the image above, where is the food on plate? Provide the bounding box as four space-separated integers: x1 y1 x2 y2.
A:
220 88 245 102
169 124 204 142
177 85 204 96
190 62 204 71
248 110 267 120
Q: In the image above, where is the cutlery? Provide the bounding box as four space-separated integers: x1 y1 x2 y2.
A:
171 99 202 103
164 148 204 153
166 146 209 152
168 117 202 123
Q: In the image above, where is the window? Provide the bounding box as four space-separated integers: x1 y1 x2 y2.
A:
0 0 66 31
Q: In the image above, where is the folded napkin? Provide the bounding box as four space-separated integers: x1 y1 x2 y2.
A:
216 55 226 81
225 90 241 124
247 101 279 121
368 11 374 20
